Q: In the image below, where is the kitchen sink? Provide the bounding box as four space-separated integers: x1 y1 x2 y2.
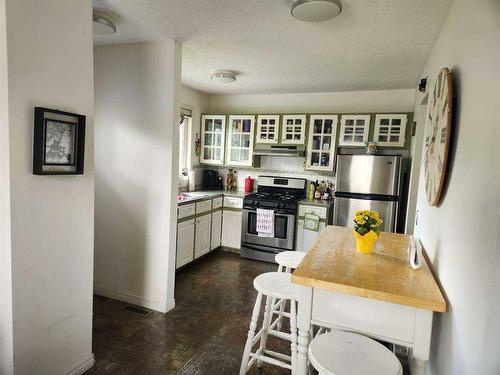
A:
177 192 208 202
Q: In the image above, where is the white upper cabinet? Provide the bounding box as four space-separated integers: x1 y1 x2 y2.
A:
339 115 371 146
306 115 338 171
256 115 280 144
200 115 226 165
281 114 307 144
373 114 407 147
225 115 255 166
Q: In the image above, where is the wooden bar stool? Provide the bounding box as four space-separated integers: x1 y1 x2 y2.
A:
273 251 306 330
308 331 403 375
240 272 300 375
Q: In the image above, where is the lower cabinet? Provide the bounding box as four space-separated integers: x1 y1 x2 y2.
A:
211 210 222 250
221 210 243 249
296 218 326 252
194 213 212 259
176 219 195 268
176 195 243 269
296 203 333 253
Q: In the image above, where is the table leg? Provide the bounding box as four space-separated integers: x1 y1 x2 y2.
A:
410 359 427 375
295 286 313 375
410 309 433 375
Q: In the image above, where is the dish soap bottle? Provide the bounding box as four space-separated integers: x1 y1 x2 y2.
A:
314 185 322 199
308 182 316 200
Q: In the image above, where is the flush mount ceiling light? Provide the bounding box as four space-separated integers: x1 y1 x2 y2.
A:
93 10 117 35
291 0 342 22
211 71 237 84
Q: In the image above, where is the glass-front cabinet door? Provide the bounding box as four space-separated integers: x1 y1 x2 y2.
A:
373 114 407 147
281 114 307 144
256 115 280 144
339 115 371 146
226 115 255 166
306 115 338 171
200 115 226 165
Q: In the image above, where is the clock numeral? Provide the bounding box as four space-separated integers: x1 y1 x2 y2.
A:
440 127 447 143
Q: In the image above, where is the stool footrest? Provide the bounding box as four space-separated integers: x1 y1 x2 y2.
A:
264 350 291 362
249 352 292 370
251 327 266 347
268 329 292 341
272 310 290 318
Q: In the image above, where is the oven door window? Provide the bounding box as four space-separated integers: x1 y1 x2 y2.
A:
247 211 289 239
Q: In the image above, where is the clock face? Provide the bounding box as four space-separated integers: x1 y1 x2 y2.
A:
424 68 452 206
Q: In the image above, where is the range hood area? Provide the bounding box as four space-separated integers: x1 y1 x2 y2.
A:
253 144 306 157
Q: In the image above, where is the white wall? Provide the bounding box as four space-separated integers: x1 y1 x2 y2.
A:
5 1 95 374
0 0 13 373
208 88 415 113
412 1 500 374
94 41 181 313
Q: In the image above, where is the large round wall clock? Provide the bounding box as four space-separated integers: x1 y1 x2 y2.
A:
424 67 453 206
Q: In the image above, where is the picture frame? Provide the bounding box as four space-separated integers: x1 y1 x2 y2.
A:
33 107 86 175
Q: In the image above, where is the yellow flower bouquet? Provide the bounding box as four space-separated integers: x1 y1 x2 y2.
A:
353 210 383 253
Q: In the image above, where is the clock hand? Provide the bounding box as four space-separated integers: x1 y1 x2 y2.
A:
421 131 437 167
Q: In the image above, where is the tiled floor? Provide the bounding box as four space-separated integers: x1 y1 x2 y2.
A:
87 251 289 374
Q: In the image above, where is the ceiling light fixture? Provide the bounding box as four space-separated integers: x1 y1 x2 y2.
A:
93 10 117 35
211 71 236 84
291 0 342 22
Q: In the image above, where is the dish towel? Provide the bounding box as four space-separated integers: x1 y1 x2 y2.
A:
304 213 320 232
256 208 274 238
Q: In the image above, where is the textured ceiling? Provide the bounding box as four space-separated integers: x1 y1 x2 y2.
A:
93 0 453 94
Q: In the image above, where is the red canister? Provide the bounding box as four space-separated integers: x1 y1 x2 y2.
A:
244 176 254 193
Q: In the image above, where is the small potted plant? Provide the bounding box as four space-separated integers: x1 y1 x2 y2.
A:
353 210 383 253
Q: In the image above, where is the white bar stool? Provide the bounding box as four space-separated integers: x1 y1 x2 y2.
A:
240 272 300 375
275 251 306 273
273 251 306 330
308 330 403 375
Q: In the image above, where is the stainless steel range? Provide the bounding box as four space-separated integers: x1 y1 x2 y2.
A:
241 176 307 263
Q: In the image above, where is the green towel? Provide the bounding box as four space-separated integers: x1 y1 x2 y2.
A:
304 213 320 232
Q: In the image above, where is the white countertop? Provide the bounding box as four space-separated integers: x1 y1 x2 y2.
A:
177 190 251 205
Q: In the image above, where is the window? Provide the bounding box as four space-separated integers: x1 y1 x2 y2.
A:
179 108 192 178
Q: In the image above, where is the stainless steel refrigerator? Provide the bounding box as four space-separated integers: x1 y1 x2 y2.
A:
333 154 402 233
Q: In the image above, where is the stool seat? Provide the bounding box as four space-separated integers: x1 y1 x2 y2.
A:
275 251 306 269
308 331 403 375
253 272 300 300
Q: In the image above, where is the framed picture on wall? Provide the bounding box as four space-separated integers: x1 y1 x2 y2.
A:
33 107 86 175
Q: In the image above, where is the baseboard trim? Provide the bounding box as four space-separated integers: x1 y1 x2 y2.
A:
165 298 175 313
63 353 95 375
219 246 241 254
93 286 167 313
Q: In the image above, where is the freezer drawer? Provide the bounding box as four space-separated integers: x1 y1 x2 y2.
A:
333 196 397 233
336 154 401 196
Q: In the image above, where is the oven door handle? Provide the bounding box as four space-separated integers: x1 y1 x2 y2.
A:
243 207 295 217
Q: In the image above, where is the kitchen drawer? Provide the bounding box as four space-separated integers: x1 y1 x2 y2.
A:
212 196 223 210
298 205 328 220
196 200 212 214
224 196 243 209
178 203 196 219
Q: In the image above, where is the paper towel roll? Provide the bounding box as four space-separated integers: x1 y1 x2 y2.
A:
188 171 196 192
